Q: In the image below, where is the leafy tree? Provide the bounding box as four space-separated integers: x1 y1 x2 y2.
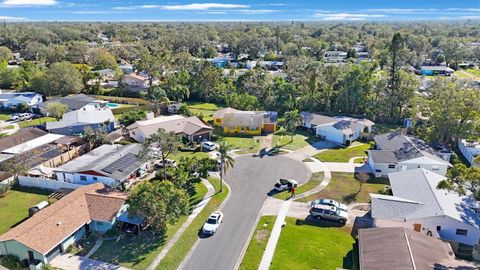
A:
32 62 83 96
127 181 189 234
236 68 273 102
83 126 109 151
437 163 480 201
217 139 234 192
164 70 190 102
283 110 303 141
0 156 28 182
0 46 12 63
191 62 227 102
224 92 259 111
88 48 118 70
118 110 146 127
138 128 181 180
178 104 192 117
146 86 169 115
45 102 68 120
269 77 297 114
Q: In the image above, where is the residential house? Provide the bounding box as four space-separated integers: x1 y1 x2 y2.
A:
46 107 115 135
420 65 454 76
213 108 278 135
208 58 229 68
93 69 116 81
370 168 480 257
458 139 480 167
0 91 43 110
119 63 133 74
367 131 452 177
358 227 477 270
301 112 374 145
38 94 104 114
0 183 127 266
53 144 148 188
123 73 150 88
324 50 347 63
127 115 213 142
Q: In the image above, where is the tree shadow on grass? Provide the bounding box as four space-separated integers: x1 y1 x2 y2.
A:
342 192 359 204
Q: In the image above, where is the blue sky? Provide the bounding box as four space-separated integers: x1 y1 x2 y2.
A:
0 0 479 21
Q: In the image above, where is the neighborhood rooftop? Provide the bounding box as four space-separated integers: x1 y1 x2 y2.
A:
39 94 98 111
371 168 480 229
55 144 144 181
0 183 125 255
300 112 374 135
128 115 213 138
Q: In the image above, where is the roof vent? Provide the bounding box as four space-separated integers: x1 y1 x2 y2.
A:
56 222 62 226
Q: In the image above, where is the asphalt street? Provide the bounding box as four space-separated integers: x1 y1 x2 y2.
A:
181 154 310 270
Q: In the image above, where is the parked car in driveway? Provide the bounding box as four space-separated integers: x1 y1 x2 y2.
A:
123 223 139 235
274 178 298 191
202 211 223 235
309 204 348 224
310 198 348 212
201 141 216 151
154 159 176 168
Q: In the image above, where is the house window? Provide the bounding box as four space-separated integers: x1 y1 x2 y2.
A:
436 226 441 231
432 166 439 171
456 229 468 236
80 176 87 181
388 164 396 169
93 177 98 181
417 165 421 168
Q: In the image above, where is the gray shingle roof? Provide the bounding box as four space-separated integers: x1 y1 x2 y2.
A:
371 168 480 229
301 112 374 135
372 132 450 164
40 94 98 111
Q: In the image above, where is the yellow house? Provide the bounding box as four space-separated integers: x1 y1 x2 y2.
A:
214 108 278 135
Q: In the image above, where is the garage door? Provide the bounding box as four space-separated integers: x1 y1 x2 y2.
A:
263 123 275 133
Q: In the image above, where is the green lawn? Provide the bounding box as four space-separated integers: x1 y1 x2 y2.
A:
214 127 263 154
239 216 276 270
91 180 210 270
314 143 371 163
373 123 402 134
466 68 480 77
272 129 320 151
298 172 388 204
18 117 56 128
0 187 51 235
270 217 358 270
186 102 223 122
155 177 229 270
170 151 211 162
273 172 324 200
0 113 11 121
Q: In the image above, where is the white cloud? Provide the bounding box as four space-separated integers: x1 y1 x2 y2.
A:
0 15 25 20
237 9 279 14
161 3 250 10
140 5 161 9
445 8 480 12
365 8 437 13
1 0 56 6
314 13 386 21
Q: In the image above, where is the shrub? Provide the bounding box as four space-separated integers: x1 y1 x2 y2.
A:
0 183 11 198
0 254 22 270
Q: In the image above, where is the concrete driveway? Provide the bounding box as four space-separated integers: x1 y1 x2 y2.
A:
50 253 131 270
181 155 311 270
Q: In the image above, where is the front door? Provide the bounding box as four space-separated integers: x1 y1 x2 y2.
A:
413 223 422 232
28 250 34 262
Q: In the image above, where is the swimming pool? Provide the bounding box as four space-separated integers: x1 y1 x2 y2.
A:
106 102 121 108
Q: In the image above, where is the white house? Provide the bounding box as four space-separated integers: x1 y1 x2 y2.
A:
123 73 150 88
301 112 374 145
0 91 43 109
53 144 148 189
458 139 480 167
46 107 115 135
367 132 452 177
370 168 480 257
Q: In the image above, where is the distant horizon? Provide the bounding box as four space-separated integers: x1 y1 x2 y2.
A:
0 0 479 22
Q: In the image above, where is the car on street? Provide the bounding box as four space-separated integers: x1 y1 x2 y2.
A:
309 204 348 224
274 178 298 191
202 211 223 235
201 141 216 151
154 159 177 168
310 198 348 212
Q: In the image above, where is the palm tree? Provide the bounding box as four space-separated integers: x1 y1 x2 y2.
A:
146 86 170 115
218 139 235 193
284 109 303 141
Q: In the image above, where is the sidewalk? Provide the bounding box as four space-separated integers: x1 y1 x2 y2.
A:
146 178 215 270
51 253 132 270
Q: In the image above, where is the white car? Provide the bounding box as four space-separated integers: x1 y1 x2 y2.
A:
202 211 223 235
154 159 176 168
201 141 216 151
274 178 298 191
311 199 348 212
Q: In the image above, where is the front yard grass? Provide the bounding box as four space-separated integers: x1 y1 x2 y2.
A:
186 102 223 122
0 113 11 121
0 186 51 235
18 117 56 128
272 129 320 151
155 177 229 270
215 127 262 154
298 172 388 204
314 143 370 163
270 217 358 270
273 172 324 200
170 151 211 162
239 216 276 270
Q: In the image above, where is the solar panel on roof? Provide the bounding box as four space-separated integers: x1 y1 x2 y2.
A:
101 153 138 174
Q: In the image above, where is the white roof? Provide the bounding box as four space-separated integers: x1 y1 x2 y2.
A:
46 108 114 130
2 133 64 154
131 115 185 128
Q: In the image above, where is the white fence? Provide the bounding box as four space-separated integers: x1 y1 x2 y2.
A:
18 176 82 190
